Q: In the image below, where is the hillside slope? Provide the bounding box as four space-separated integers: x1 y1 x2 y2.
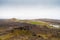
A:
0 19 60 40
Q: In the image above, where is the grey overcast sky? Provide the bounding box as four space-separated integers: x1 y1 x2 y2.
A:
0 0 60 19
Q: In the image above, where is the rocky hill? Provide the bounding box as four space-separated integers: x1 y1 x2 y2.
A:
0 19 60 40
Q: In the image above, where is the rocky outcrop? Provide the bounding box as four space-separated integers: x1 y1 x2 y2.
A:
0 22 60 40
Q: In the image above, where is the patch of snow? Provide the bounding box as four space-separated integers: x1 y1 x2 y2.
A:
50 24 60 28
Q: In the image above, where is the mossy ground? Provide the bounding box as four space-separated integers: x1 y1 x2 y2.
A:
0 20 60 40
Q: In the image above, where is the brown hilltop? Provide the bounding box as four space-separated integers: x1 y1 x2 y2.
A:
0 19 60 40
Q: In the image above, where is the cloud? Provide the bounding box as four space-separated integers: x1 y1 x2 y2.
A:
0 0 60 19
0 6 60 19
0 0 60 6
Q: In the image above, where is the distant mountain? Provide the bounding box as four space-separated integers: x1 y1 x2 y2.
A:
34 19 60 24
